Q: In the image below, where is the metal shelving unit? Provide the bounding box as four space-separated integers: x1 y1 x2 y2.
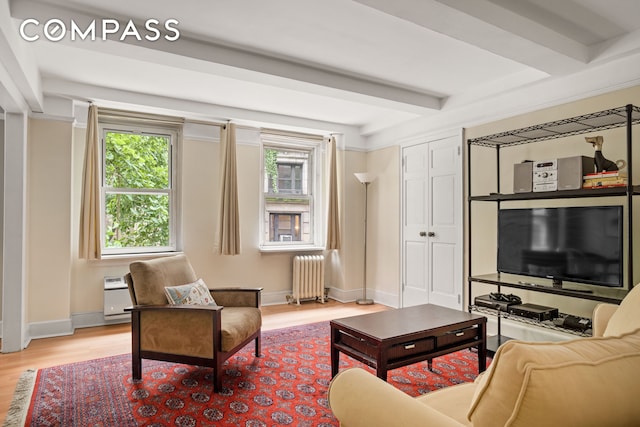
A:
470 305 591 338
467 104 639 351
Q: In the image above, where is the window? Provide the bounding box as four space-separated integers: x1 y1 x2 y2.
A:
100 122 180 255
261 134 323 249
271 213 301 241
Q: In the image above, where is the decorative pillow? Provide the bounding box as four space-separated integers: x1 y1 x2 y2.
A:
467 328 640 427
164 278 217 306
604 282 640 336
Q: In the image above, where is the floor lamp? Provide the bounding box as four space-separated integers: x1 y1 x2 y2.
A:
354 172 375 305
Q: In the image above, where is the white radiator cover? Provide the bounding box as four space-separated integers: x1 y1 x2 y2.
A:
290 255 325 305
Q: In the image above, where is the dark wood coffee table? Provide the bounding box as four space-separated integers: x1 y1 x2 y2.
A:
330 304 487 380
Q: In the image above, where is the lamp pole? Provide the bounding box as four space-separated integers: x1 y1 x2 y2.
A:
354 173 374 305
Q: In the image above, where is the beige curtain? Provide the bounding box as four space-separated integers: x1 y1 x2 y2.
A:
79 105 101 259
326 136 341 249
218 123 241 255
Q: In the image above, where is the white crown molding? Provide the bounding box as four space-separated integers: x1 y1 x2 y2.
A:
364 51 640 151
29 113 75 123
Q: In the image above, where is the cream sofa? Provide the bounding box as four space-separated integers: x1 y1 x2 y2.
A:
328 284 640 427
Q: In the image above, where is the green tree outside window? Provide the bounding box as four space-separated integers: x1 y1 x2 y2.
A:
104 131 171 248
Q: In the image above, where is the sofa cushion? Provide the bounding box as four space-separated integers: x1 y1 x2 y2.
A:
220 307 262 351
467 328 640 427
604 283 640 337
417 382 476 426
164 278 217 306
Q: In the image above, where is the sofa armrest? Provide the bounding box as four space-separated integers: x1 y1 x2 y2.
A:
328 368 464 427
592 303 618 337
210 287 263 308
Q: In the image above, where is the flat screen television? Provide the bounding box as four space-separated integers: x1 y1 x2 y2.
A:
497 206 623 288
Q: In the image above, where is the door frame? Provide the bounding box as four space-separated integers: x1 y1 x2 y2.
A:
399 129 464 309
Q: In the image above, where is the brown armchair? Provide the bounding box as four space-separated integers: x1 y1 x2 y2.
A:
125 254 262 391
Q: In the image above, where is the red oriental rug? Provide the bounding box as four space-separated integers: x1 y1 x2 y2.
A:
20 321 489 426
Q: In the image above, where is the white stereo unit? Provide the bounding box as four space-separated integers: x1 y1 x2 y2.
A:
533 159 557 172
533 170 557 183
533 182 558 192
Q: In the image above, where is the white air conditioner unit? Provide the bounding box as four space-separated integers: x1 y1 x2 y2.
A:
104 276 131 321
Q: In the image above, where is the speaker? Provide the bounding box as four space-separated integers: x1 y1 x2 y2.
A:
513 161 533 193
557 156 594 190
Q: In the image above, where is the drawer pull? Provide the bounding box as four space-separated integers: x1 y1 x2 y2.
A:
455 332 465 337
404 343 416 350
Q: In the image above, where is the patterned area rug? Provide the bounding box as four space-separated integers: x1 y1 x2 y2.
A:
21 321 488 426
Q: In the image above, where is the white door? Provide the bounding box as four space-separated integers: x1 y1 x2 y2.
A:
402 143 430 306
402 135 463 310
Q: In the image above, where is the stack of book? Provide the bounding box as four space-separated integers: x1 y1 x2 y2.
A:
582 171 628 189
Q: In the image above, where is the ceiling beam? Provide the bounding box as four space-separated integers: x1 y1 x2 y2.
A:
590 28 640 63
0 0 42 112
10 0 441 113
354 0 587 75
43 77 363 135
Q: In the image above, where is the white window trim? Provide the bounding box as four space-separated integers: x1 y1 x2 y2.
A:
259 134 325 252
98 121 182 256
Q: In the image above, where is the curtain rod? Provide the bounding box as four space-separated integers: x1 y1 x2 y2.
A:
92 105 340 138
98 107 184 125
187 121 333 140
260 128 329 140
184 118 259 132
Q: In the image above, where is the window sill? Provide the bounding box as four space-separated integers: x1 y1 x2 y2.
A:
259 245 325 254
94 251 183 262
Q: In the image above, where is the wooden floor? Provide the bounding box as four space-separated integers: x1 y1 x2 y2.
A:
0 300 389 422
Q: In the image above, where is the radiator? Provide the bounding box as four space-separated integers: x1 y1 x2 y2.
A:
290 255 326 305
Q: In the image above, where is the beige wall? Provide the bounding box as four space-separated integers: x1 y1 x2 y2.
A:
27 119 73 323
23 120 369 328
23 85 640 330
465 85 640 317
366 146 400 301
0 119 3 319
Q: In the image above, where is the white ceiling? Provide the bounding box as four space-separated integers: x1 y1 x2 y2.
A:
4 0 640 139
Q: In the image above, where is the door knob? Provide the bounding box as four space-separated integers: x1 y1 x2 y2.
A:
428 231 436 237
419 231 427 237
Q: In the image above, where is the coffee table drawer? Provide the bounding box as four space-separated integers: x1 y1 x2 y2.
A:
388 337 434 360
436 326 479 348
338 331 376 357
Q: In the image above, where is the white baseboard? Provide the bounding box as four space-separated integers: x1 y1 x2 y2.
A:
23 288 398 342
72 311 131 329
28 318 74 340
26 289 300 340
370 290 399 308
326 287 362 303
260 290 291 306
321 287 398 308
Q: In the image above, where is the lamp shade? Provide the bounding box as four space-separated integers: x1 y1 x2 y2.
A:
354 172 376 184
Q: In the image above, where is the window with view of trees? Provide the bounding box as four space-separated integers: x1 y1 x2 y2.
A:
101 124 178 254
261 136 322 248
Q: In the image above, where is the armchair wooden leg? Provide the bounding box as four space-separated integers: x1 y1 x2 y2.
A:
214 357 224 392
255 333 261 357
132 355 142 380
131 310 142 380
